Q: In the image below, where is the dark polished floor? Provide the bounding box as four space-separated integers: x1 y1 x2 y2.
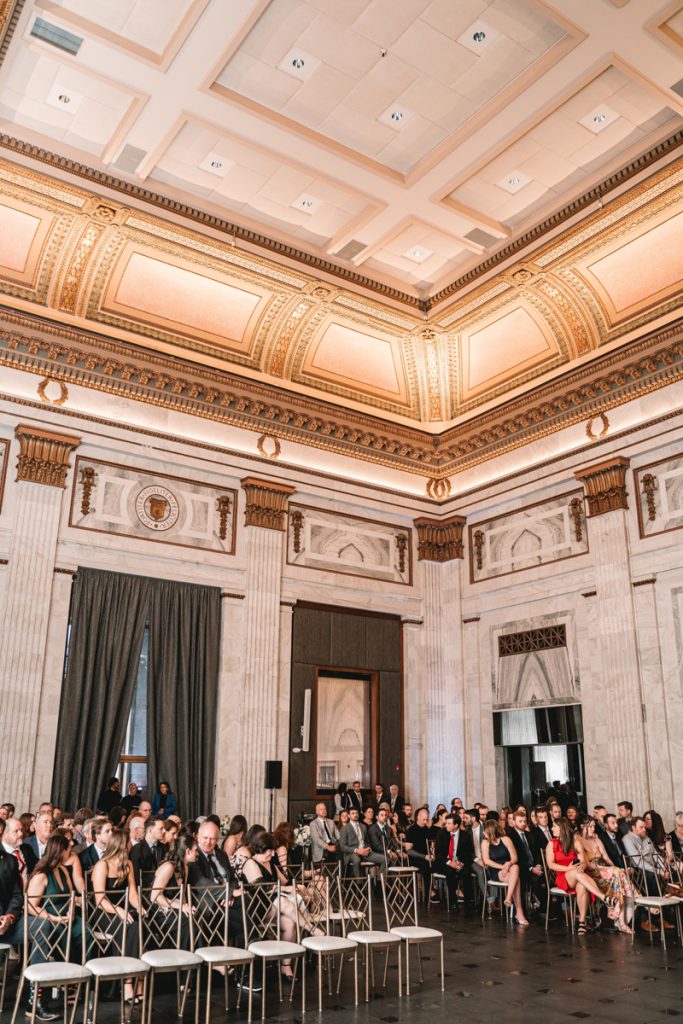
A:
2 905 681 1024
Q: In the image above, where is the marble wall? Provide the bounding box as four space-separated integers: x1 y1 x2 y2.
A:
0 382 682 824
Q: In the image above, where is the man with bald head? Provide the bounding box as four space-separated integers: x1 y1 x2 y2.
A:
23 811 53 871
188 821 244 945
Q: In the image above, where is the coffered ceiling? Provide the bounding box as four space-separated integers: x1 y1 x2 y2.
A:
0 0 681 488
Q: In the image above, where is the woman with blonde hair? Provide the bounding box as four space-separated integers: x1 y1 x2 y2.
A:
481 818 528 927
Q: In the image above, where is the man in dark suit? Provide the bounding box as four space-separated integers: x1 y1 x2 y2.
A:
603 813 626 868
388 785 404 816
347 782 364 814
22 811 54 873
130 816 166 885
78 817 112 872
507 808 543 908
369 808 403 866
533 806 554 854
340 808 385 875
434 814 474 909
188 820 244 945
0 820 23 943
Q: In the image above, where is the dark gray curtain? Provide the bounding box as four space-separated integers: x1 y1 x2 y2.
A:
52 568 151 811
146 579 221 819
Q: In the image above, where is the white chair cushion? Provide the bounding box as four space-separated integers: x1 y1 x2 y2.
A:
328 909 362 921
390 926 441 941
551 887 569 896
195 946 255 964
347 930 400 946
388 866 418 873
141 949 201 969
24 963 90 985
635 896 680 908
248 940 305 958
431 873 446 880
86 957 149 978
0 944 13 952
301 936 356 953
488 881 507 888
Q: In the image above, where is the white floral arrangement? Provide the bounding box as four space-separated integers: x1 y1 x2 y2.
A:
294 824 311 848
219 814 232 840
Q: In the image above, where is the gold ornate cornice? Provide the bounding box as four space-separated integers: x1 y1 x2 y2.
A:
15 422 80 487
574 456 629 516
241 477 295 531
414 515 466 561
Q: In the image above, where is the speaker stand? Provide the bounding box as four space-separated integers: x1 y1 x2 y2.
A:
268 787 275 832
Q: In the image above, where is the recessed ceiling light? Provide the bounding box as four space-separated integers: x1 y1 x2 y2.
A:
403 245 433 264
457 20 498 55
291 193 321 215
378 104 414 130
45 82 84 113
199 151 234 177
278 48 320 81
578 103 619 134
496 169 533 194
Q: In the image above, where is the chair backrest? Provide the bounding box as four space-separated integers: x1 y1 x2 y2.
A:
540 847 553 887
139 885 189 951
188 883 230 948
625 852 666 896
382 870 418 930
242 881 280 944
286 864 304 885
23 890 81 965
337 875 372 934
312 860 341 881
84 888 135 958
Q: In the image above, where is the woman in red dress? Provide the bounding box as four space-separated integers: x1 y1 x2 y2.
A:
546 818 619 934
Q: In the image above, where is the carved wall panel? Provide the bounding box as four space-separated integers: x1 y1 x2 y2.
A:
69 456 237 554
493 614 579 710
0 435 8 511
634 454 683 538
469 489 588 583
286 503 412 585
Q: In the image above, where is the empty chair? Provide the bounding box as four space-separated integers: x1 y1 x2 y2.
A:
301 876 358 1011
189 882 255 1024
626 854 681 951
383 870 444 996
243 880 306 1021
343 874 402 1002
139 884 202 1024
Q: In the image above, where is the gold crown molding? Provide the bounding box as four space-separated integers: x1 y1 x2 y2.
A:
0 310 683 479
15 422 80 487
241 476 295 530
414 515 466 562
575 456 630 516
0 0 23 65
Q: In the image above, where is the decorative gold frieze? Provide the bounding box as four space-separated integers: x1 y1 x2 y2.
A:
79 465 96 515
575 456 629 516
242 476 295 531
641 473 657 522
414 515 465 562
15 423 80 487
473 529 484 570
216 495 231 540
569 496 584 542
290 509 304 552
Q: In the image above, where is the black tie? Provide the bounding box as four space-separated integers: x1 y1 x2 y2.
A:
208 854 223 882
323 821 332 842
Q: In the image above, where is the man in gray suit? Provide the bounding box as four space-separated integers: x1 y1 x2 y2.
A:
309 802 340 864
340 808 386 875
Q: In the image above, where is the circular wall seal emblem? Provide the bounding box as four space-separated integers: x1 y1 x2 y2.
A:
135 485 180 531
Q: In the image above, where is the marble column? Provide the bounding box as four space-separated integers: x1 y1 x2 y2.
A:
0 424 80 808
414 516 466 809
236 477 294 825
401 618 427 805
574 457 650 811
215 595 245 817
461 614 496 806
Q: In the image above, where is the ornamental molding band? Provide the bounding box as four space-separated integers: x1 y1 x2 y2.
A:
241 477 295 531
414 515 466 562
574 456 630 517
634 454 683 539
14 423 80 487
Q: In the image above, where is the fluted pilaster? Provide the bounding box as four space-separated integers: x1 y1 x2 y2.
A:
401 620 427 804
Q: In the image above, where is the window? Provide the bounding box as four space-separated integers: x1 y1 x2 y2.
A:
315 671 374 791
117 624 148 790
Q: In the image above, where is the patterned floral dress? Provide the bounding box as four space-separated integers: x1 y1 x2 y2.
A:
583 843 637 905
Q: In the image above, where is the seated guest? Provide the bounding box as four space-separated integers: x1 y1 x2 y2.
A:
566 806 579 831
398 803 415 832
221 815 247 860
481 818 528 926
338 809 351 833
388 785 404 816
334 783 351 817
149 832 198 949
616 801 634 837
431 808 448 833
3 817 29 891
91 829 143 1001
370 784 388 814
71 809 93 850
231 824 266 881
127 815 145 847
96 777 121 816
138 801 152 823
669 811 683 857
121 784 142 815
79 816 112 871
434 814 474 909
623 817 673 931
27 830 84 961
404 807 435 889
0 817 24 950
533 807 553 849
462 809 486 904
347 782 364 813
0 804 13 822
574 816 634 933
507 807 544 907
163 819 179 845
362 806 375 830
546 818 617 935
23 811 54 872
129 815 166 885
369 807 404 867
20 812 36 840
592 806 608 841
644 809 674 863
340 807 385 875
109 806 127 829
151 781 177 820
602 813 626 868
548 801 563 836
309 802 340 864
188 820 243 945
273 821 303 878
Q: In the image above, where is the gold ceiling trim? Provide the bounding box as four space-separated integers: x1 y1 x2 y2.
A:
0 127 681 312
0 308 681 480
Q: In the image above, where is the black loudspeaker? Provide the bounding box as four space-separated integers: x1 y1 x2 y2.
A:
264 760 282 790
530 761 547 791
